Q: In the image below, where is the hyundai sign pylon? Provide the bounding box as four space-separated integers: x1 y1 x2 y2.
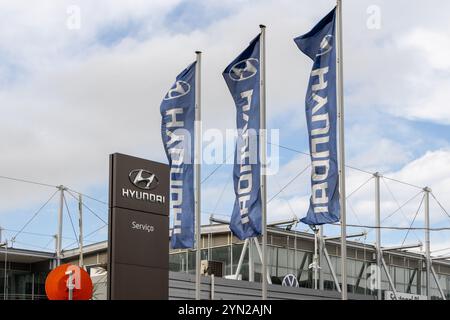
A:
108 153 169 300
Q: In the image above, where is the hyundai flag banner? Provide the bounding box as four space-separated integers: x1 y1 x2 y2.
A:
223 34 262 240
161 62 196 248
294 8 340 225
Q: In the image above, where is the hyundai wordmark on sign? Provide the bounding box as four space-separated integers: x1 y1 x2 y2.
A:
161 62 196 249
108 153 169 300
223 34 262 240
294 8 340 225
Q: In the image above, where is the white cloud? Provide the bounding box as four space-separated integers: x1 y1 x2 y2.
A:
400 28 450 71
349 138 414 172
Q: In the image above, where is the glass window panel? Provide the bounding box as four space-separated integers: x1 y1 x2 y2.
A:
331 256 341 275
169 253 184 272
232 244 245 271
268 246 276 268
346 259 356 278
354 261 364 278
201 249 208 261
211 246 230 276
188 251 195 275
295 251 305 271
278 248 288 269
321 257 331 274
395 267 405 285
278 268 289 279
287 249 295 269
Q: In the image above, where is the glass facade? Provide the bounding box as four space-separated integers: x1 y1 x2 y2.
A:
0 264 47 300
1 232 450 300
169 238 450 300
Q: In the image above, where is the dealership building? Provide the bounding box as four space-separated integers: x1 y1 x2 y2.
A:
1 222 450 300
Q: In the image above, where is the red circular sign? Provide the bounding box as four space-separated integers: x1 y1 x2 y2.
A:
45 264 93 300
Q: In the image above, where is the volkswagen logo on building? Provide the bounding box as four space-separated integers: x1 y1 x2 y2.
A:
163 80 191 100
282 274 299 287
129 169 159 190
229 58 258 81
316 34 333 57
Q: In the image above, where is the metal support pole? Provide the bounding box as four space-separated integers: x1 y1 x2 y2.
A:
324 231 366 242
31 273 35 300
382 243 422 252
433 255 450 261
417 261 422 295
235 239 249 280
253 237 272 284
430 265 446 300
195 51 202 300
374 172 382 300
78 194 84 268
323 245 341 293
211 274 215 300
57 185 65 266
2 242 7 300
319 226 324 291
381 254 397 299
194 51 202 301
53 235 58 268
65 270 74 300
230 232 234 275
294 232 297 276
424 187 431 300
336 0 348 300
249 238 254 282
259 24 268 301
312 228 319 290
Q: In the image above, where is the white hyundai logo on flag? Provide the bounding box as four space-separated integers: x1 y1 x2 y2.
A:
316 34 333 57
229 58 258 81
164 80 191 100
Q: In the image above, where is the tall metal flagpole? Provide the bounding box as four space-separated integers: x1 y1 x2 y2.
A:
336 0 348 300
259 24 268 300
3 242 7 300
195 51 202 300
374 173 382 300
313 228 319 290
57 185 65 266
424 187 431 300
78 194 84 268
319 225 324 291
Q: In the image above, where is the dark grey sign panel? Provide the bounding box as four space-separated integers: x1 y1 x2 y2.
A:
108 153 169 300
109 153 169 215
111 207 169 268
111 264 168 300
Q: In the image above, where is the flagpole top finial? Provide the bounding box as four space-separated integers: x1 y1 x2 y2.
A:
195 50 202 54
259 24 266 29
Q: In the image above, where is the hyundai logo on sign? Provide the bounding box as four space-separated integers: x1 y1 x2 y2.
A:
316 34 333 57
229 58 258 81
129 169 159 190
281 274 299 287
163 80 191 100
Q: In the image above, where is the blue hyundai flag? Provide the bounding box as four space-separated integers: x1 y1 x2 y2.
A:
223 34 262 240
161 62 196 248
294 8 340 225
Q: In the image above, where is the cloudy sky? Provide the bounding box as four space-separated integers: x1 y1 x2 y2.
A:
1 0 450 256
